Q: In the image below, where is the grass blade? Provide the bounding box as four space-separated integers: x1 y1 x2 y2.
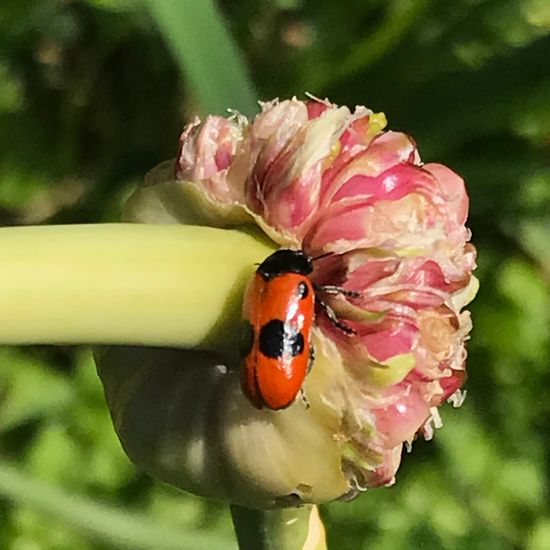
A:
143 0 258 116
0 461 234 550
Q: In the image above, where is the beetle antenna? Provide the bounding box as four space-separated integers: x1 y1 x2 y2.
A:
311 251 334 262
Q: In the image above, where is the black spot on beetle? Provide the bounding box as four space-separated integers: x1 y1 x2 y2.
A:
259 319 305 359
239 320 255 358
296 281 309 299
289 331 305 357
259 319 284 358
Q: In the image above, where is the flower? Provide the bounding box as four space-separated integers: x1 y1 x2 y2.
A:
106 96 477 508
175 96 477 488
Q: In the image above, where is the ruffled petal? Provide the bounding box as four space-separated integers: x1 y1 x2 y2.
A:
172 96 477 494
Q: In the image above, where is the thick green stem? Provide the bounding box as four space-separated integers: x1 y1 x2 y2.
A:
0 223 274 352
230 504 327 550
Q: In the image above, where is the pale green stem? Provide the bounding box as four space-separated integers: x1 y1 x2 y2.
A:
0 223 274 352
230 504 327 550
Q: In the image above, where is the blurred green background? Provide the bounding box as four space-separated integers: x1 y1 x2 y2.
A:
0 0 549 548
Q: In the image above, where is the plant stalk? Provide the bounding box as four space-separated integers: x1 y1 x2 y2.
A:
230 504 327 550
0 223 273 352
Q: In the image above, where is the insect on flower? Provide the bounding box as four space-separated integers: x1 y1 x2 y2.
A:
239 248 356 410
105 97 477 507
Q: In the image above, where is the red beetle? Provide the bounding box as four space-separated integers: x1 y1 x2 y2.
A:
239 249 355 410
239 249 314 410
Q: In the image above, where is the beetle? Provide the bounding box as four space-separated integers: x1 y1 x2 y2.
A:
239 249 356 410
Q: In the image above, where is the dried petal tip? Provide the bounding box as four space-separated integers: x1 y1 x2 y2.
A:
112 96 477 508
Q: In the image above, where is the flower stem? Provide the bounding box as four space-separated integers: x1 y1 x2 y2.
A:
230 504 327 550
0 223 274 352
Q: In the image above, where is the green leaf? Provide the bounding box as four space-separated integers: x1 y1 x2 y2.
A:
142 0 258 116
309 0 433 90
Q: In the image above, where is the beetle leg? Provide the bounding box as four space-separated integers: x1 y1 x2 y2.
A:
299 388 310 409
316 295 356 335
315 284 361 298
307 345 315 374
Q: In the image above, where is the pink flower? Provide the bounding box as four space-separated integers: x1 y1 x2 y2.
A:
175 96 477 490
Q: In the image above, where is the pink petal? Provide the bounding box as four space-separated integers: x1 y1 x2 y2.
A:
245 100 309 212
438 369 467 402
304 192 428 253
176 116 202 180
264 167 322 230
358 320 418 362
342 255 402 289
176 115 245 203
248 104 352 230
372 385 431 448
331 163 439 203
339 112 380 149
320 131 418 205
306 99 330 119
195 116 242 180
424 163 469 225
362 446 403 487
